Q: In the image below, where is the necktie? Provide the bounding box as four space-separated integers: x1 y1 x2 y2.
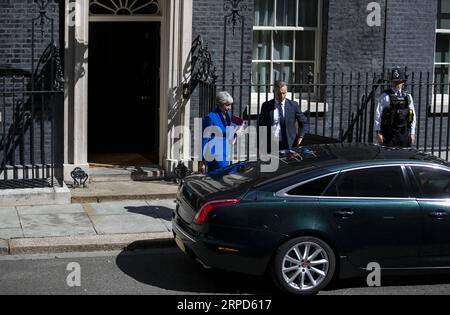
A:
277 103 286 142
277 103 285 121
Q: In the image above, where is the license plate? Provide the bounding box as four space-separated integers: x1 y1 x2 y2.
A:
175 236 186 253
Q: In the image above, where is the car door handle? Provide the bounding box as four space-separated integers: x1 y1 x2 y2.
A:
334 209 355 219
429 211 448 219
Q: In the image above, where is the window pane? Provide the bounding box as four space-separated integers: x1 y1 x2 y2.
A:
276 0 296 26
299 0 318 27
294 63 315 84
254 0 275 26
440 0 450 13
438 0 450 28
253 31 271 60
274 31 293 60
252 62 271 91
436 34 450 63
295 31 316 60
274 62 293 83
326 167 408 198
438 18 450 29
288 175 336 196
412 167 450 199
435 65 449 94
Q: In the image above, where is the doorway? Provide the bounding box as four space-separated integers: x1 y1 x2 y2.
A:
88 22 160 166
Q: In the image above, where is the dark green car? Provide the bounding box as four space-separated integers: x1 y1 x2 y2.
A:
172 143 450 295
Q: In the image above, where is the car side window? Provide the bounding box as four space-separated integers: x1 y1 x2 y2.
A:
411 167 450 199
324 166 408 198
287 175 336 196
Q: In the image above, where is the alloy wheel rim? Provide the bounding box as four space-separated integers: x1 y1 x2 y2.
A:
281 242 330 292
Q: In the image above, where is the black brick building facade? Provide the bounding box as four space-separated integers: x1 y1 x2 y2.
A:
0 0 447 181
0 0 62 174
0 0 62 74
191 0 441 153
326 0 436 75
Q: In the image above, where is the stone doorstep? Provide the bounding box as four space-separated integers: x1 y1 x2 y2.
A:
88 167 167 183
69 181 179 203
0 184 71 207
7 232 175 255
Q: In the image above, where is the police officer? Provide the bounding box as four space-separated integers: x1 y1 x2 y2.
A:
375 67 417 148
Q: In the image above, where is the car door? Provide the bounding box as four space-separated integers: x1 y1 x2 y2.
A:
409 165 450 262
320 165 421 269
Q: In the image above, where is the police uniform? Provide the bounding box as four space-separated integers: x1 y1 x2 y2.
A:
375 68 417 148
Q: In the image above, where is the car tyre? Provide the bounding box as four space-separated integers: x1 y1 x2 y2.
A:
271 236 336 295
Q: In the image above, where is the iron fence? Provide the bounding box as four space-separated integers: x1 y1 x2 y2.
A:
198 71 450 162
0 0 63 189
0 76 63 189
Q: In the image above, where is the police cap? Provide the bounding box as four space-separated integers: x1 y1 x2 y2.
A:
390 67 407 82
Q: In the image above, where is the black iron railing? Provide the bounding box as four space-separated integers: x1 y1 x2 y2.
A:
197 71 450 162
0 76 63 189
0 0 63 189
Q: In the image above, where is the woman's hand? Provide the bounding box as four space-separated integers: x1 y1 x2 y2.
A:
198 162 206 174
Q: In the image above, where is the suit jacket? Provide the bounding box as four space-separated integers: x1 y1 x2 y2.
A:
202 108 233 173
258 99 310 151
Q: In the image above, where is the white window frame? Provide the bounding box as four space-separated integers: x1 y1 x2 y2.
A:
252 0 322 85
433 1 450 113
250 0 324 114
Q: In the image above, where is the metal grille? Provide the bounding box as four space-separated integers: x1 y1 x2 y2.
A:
198 70 450 162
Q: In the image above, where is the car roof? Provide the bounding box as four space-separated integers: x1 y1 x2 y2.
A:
205 144 450 190
289 143 450 171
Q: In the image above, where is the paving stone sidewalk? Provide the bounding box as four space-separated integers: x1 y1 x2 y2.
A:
0 199 176 255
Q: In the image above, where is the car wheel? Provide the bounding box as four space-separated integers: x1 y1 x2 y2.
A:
271 236 336 295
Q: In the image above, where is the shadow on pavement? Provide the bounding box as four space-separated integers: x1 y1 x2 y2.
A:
116 244 278 295
125 206 173 221
116 239 450 295
116 246 450 294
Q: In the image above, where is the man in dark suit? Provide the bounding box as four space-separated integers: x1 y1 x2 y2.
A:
258 81 310 153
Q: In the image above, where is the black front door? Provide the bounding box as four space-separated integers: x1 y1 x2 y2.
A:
88 22 160 164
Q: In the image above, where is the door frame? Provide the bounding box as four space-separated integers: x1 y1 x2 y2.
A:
64 0 193 182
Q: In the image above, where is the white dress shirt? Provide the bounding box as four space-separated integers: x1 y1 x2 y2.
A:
272 100 286 140
375 89 417 136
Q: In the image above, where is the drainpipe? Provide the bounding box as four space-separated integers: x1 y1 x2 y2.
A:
382 0 389 76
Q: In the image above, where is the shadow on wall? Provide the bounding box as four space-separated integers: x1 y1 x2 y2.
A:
0 43 64 169
166 36 213 164
167 36 209 124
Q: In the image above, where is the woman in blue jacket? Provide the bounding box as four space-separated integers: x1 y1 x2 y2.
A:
201 91 236 175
